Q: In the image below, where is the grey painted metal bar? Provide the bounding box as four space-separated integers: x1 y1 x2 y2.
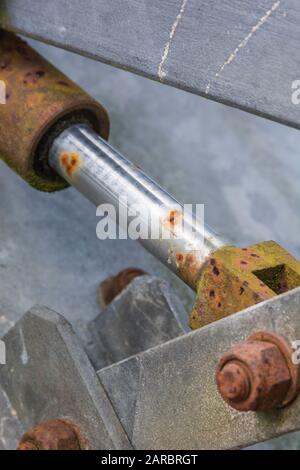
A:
49 124 225 288
1 0 300 129
98 287 300 450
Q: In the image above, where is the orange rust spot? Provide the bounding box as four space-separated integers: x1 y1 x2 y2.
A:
168 209 181 226
176 252 200 270
59 152 80 177
176 253 184 263
176 251 202 288
163 209 182 235
26 92 43 109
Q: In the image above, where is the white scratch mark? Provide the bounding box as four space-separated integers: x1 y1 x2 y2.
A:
205 1 281 94
0 416 20 449
0 417 10 446
0 388 17 418
0 388 20 448
158 0 189 81
19 327 28 365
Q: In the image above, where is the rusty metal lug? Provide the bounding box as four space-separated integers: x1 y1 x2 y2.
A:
98 267 147 307
0 30 109 191
190 241 300 329
216 331 300 412
17 419 89 450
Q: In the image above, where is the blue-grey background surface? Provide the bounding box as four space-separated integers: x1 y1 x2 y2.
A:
0 39 299 449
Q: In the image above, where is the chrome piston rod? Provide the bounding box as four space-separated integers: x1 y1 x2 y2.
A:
49 124 226 288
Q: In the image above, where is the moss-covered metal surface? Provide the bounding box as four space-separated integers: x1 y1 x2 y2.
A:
0 30 109 191
190 241 300 330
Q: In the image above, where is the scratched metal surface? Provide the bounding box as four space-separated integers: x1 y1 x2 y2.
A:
98 289 300 450
1 0 300 129
0 39 300 449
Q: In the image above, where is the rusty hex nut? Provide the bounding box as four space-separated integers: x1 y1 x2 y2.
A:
17 419 89 450
216 331 300 412
99 267 147 307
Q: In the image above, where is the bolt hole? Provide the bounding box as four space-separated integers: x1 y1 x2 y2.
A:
253 264 300 295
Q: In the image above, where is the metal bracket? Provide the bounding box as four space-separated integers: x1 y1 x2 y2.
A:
0 305 131 450
98 287 300 449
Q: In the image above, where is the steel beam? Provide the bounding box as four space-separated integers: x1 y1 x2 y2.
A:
1 0 300 129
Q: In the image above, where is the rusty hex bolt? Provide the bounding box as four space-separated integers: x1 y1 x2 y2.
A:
217 361 251 404
216 331 300 412
17 419 89 450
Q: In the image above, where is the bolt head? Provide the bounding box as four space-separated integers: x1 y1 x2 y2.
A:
217 361 251 403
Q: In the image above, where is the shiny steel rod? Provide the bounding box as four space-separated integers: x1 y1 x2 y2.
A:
49 124 226 288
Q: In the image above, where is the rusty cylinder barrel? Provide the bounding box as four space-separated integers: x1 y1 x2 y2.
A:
0 30 109 191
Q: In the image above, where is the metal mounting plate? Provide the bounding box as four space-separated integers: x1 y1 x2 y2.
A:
99 287 300 449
